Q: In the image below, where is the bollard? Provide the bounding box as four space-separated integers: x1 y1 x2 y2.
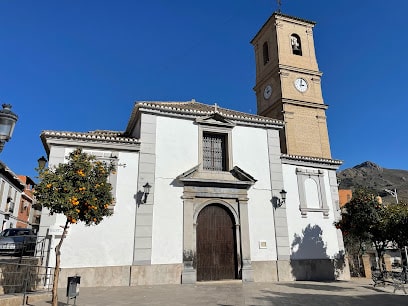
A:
66 275 80 305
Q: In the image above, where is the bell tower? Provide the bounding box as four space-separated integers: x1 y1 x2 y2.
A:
251 12 331 159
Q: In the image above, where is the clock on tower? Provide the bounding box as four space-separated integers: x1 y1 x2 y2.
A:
251 12 332 159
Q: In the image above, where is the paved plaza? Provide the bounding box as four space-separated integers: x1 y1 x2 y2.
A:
1 278 404 306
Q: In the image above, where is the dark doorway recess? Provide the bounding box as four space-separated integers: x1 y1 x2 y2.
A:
196 204 238 281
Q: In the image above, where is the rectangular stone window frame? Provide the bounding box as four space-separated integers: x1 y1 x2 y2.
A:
198 125 233 172
296 167 329 218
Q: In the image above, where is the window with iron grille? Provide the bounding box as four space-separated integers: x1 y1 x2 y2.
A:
203 132 227 171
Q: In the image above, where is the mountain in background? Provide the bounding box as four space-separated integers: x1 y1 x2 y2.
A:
337 161 408 203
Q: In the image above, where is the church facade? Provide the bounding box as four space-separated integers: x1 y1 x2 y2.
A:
38 12 350 287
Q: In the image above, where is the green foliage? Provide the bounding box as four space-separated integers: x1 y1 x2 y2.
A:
335 189 408 260
35 148 115 225
386 200 408 248
335 189 389 258
335 189 380 236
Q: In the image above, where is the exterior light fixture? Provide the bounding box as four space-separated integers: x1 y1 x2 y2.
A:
142 182 152 203
276 189 287 208
37 156 48 169
0 104 18 153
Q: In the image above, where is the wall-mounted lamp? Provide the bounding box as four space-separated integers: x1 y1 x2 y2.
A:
142 182 152 203
275 189 287 208
37 156 48 169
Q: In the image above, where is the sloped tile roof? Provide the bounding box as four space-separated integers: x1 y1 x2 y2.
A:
281 154 343 169
126 100 284 132
41 130 138 143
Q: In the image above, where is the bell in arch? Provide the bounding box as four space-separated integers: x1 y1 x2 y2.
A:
291 35 302 55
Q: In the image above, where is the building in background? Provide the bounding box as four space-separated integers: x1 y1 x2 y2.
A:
0 162 24 230
17 175 40 232
338 189 353 207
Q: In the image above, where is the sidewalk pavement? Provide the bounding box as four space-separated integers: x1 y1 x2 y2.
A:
2 278 407 306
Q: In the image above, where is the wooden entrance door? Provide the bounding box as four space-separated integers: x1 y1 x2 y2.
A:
196 204 237 281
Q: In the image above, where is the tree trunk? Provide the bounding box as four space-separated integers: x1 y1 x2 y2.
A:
52 221 69 306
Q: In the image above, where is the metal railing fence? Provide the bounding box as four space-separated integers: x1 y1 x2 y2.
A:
0 235 53 304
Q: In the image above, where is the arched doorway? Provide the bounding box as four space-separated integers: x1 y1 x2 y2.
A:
196 204 238 281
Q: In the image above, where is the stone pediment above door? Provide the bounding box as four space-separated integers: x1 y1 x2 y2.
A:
177 165 256 189
195 113 236 128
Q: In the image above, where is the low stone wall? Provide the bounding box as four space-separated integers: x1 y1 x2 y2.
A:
58 265 131 288
130 264 182 286
57 264 183 288
289 258 350 281
56 259 350 287
252 259 350 282
252 261 278 282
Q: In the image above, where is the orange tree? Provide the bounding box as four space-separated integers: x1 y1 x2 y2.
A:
35 148 115 306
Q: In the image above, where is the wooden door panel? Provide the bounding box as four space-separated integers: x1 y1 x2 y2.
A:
196 205 237 281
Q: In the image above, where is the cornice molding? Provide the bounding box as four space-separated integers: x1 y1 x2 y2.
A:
282 98 328 110
251 12 316 44
41 131 140 156
279 65 323 77
281 154 342 170
177 165 256 189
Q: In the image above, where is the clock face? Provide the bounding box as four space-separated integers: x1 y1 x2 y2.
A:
294 78 308 92
263 85 272 99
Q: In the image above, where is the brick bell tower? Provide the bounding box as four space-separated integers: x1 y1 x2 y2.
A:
251 12 332 159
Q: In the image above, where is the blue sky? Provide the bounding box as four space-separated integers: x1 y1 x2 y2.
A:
1 0 407 180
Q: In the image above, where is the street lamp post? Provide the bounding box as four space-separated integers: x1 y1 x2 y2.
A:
0 104 18 153
38 156 48 169
384 188 398 204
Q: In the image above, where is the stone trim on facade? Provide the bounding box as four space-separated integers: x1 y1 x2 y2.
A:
281 154 342 170
133 113 157 266
296 168 329 218
197 115 234 172
178 165 256 284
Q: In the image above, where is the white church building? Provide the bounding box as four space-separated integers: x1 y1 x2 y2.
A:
38 12 349 287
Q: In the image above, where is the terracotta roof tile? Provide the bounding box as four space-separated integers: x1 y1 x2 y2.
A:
41 130 138 143
134 100 283 125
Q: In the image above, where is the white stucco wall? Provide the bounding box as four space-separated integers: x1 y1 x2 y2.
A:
232 126 277 261
42 150 140 268
282 163 341 259
151 116 198 264
246 189 277 261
